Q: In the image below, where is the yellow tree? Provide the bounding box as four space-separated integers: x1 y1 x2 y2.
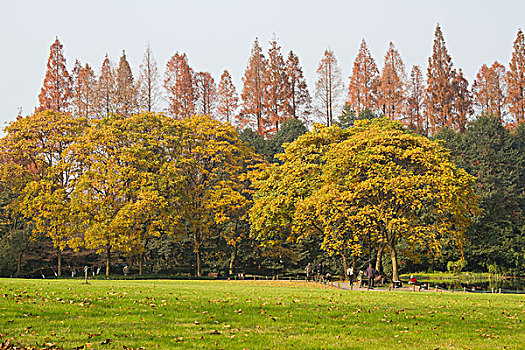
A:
176 115 255 276
68 113 183 277
314 119 479 280
251 119 479 281
0 161 34 277
1 111 88 276
250 125 350 268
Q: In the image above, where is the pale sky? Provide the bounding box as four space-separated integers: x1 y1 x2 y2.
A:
0 0 523 130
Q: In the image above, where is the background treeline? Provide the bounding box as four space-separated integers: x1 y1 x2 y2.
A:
0 24 524 278
35 25 524 136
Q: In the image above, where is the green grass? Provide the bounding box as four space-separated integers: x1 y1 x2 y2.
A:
400 272 495 281
0 279 523 349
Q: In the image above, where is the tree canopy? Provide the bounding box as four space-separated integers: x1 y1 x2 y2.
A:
251 118 480 280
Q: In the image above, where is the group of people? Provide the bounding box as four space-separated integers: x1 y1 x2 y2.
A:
305 262 383 288
305 262 331 282
349 264 384 288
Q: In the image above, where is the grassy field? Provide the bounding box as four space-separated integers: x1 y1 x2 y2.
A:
0 279 523 349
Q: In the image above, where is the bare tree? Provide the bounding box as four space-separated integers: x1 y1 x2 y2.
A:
314 49 343 126
138 43 161 112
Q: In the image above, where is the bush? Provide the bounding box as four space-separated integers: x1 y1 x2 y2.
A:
447 259 467 274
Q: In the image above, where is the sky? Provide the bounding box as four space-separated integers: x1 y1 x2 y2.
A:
0 0 524 130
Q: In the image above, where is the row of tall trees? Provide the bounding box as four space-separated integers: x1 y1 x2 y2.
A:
2 110 524 278
0 112 256 278
335 26 525 134
37 26 525 140
1 110 484 281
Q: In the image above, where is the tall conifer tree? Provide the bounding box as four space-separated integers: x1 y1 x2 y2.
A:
97 55 117 116
406 65 426 132
116 51 137 117
347 39 379 116
473 62 506 121
378 42 406 120
285 50 312 124
452 68 473 132
217 70 239 125
38 37 73 113
195 71 217 116
265 37 289 132
506 29 525 125
426 25 456 134
164 52 197 119
72 61 97 119
240 38 268 134
138 43 161 112
314 49 343 127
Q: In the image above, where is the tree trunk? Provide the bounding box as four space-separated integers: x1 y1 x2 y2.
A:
139 252 143 275
390 245 399 281
375 245 384 275
57 248 62 278
196 249 201 277
15 251 23 277
106 245 111 278
342 254 348 280
229 244 237 276
352 255 357 272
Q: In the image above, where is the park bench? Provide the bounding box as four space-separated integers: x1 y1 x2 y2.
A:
392 280 403 288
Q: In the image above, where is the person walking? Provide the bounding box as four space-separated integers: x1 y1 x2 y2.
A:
305 262 313 282
366 264 376 289
347 266 354 284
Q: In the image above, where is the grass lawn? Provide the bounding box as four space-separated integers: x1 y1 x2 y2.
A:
0 279 523 349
